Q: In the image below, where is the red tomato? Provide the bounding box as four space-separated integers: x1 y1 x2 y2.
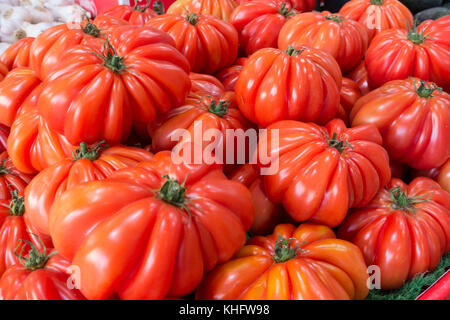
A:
215 57 247 91
189 72 226 98
0 125 8 154
338 177 450 290
255 118 391 227
351 78 450 170
0 68 41 127
414 158 450 194
102 1 158 26
235 45 342 127
196 223 369 300
167 0 237 22
37 25 191 146
339 0 413 40
228 164 284 235
48 151 254 299
0 62 7 82
230 0 298 56
0 237 84 300
0 37 34 70
147 13 238 74
0 193 52 277
365 16 450 91
25 143 153 236
0 152 33 201
278 11 369 72
345 60 370 95
338 77 362 124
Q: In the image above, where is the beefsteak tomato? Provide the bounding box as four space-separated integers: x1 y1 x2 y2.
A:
254 118 391 227
102 1 159 25
345 60 370 95
196 223 369 300
0 125 8 154
235 45 342 127
0 152 33 201
414 158 450 193
215 57 247 91
338 77 362 124
0 37 34 70
189 72 226 98
351 78 450 170
167 0 237 22
338 177 450 290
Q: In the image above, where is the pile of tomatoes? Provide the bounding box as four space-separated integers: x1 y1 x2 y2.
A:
0 0 448 300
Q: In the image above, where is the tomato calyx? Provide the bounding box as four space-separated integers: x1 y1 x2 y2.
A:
82 20 101 38
9 190 24 216
323 131 353 154
407 22 427 45
134 0 151 12
370 0 384 5
89 39 129 74
201 96 230 118
278 3 296 19
186 12 199 25
0 158 11 175
72 140 106 161
414 79 442 98
14 233 57 271
325 14 344 24
389 186 433 214
153 0 165 15
272 234 307 263
285 45 303 56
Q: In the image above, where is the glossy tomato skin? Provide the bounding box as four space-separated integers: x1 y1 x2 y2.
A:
0 252 85 300
351 78 450 170
0 125 8 154
48 151 254 299
345 60 370 95
230 0 297 56
235 46 342 127
215 57 247 91
0 37 34 70
0 152 33 201
24 145 154 236
37 25 191 146
147 14 238 74
338 77 362 124
167 0 237 22
414 158 450 193
278 11 369 72
365 16 450 91
338 177 450 290
196 223 369 300
255 118 391 227
339 0 413 40
228 164 284 235
0 68 41 127
102 4 157 25
0 63 7 82
189 72 226 98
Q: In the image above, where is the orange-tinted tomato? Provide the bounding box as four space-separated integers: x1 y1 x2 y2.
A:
167 0 237 22
102 3 157 25
0 37 34 70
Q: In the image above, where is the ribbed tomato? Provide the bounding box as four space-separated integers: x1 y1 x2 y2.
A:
338 177 450 290
278 11 369 72
339 0 413 40
0 152 33 201
0 68 41 127
0 125 8 154
48 151 253 299
351 78 450 170
0 63 7 82
196 223 369 300
167 0 237 21
414 158 450 193
228 164 284 235
345 60 369 95
365 16 450 91
216 57 247 91
0 37 34 70
189 72 226 98
25 143 154 237
338 77 362 124
230 0 298 56
147 13 238 74
102 1 158 25
37 25 191 146
235 45 342 127
255 118 391 227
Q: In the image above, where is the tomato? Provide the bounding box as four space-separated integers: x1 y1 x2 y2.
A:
196 223 369 300
338 177 450 290
0 236 84 300
48 151 253 299
147 13 238 74
37 25 191 146
0 62 7 82
167 0 237 22
278 11 369 72
25 143 153 237
189 72 226 98
230 0 298 56
338 77 363 125
0 68 41 127
351 78 450 170
0 192 52 277
255 118 391 227
290 0 316 11
345 60 370 95
0 125 8 154
215 57 247 91
339 0 413 40
0 37 34 70
102 1 158 25
235 45 342 127
0 152 33 201
414 158 450 193
228 164 284 235
365 16 450 91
